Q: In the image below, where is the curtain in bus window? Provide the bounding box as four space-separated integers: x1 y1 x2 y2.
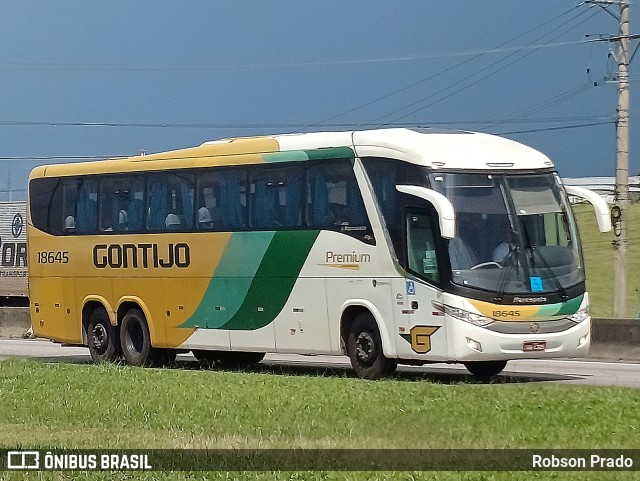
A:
310 170 331 227
99 179 117 232
219 178 232 230
76 179 98 233
108 177 146 233
253 178 275 228
128 189 145 232
220 175 246 230
284 170 304 228
148 177 168 231
179 181 194 229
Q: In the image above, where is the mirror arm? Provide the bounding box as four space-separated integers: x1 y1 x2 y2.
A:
396 185 456 238
564 185 611 233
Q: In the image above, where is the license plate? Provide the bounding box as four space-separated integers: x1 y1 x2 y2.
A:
523 341 546 352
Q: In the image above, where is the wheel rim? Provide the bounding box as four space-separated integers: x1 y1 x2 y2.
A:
355 331 376 365
91 323 108 354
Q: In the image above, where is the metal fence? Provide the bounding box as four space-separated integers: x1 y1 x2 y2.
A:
0 189 27 202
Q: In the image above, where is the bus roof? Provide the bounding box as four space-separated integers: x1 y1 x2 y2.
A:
31 128 553 179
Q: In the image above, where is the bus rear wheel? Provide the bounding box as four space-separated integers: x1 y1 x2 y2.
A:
87 307 120 363
464 360 507 378
120 308 152 367
347 312 396 380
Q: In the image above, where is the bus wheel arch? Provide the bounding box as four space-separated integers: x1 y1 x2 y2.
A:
83 302 120 363
339 302 395 357
117 298 156 344
340 303 397 380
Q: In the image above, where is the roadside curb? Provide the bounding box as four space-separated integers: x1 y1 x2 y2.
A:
0 307 30 339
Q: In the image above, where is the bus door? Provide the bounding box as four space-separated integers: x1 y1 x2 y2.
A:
394 210 448 360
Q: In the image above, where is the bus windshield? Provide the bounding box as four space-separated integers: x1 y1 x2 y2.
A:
430 172 583 295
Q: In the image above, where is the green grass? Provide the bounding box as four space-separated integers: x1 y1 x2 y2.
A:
574 203 640 318
0 359 638 480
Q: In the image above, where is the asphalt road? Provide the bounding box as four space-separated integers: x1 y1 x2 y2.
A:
1 338 639 388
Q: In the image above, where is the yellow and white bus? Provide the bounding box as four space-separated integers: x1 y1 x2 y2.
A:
28 128 610 378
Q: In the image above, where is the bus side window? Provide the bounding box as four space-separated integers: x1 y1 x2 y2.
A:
250 166 304 229
147 173 194 232
406 211 440 284
196 169 247 231
307 160 373 243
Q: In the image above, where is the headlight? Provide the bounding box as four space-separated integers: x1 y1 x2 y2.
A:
568 307 589 323
444 305 494 327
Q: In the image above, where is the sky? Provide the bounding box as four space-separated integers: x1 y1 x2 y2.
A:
0 0 638 200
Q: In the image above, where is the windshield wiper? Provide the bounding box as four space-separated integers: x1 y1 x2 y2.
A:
530 246 568 301
520 220 568 301
494 246 518 302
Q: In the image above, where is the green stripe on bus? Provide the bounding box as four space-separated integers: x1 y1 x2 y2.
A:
181 232 274 329
221 230 319 330
263 151 309 163
263 147 354 164
304 147 354 160
553 294 584 316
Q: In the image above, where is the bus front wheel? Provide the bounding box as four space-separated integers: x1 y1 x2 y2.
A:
464 360 507 378
347 312 396 380
87 307 120 363
120 308 152 367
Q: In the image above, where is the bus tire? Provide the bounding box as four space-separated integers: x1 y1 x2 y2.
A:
383 360 398 377
347 312 395 380
120 308 152 367
464 360 507 378
216 351 265 367
87 307 119 363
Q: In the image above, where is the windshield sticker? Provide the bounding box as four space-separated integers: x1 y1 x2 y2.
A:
530 276 543 292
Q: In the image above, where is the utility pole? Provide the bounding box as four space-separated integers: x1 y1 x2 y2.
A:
612 0 631 318
585 0 638 318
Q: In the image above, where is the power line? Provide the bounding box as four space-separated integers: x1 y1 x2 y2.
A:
376 7 602 125
477 81 598 130
0 40 592 72
493 119 616 135
0 117 618 164
307 4 588 128
0 115 616 131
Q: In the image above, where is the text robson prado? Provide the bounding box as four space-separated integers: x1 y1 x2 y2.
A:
532 454 633 469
